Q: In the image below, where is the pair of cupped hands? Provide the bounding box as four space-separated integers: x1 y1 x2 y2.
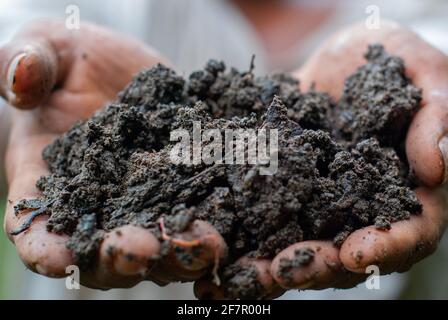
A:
1 20 448 299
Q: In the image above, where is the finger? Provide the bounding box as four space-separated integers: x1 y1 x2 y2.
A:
271 241 366 290
81 225 161 289
101 226 161 277
195 258 284 300
236 258 284 300
151 220 228 283
0 19 168 110
2 108 77 277
10 215 74 277
4 109 54 232
295 20 448 186
4 133 74 277
407 95 448 187
0 41 58 109
340 187 447 274
0 21 74 109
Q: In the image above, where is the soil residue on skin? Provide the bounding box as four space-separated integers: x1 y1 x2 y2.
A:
13 45 423 298
221 263 264 300
276 247 315 285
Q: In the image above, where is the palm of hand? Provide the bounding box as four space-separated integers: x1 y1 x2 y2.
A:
196 21 448 298
2 21 226 290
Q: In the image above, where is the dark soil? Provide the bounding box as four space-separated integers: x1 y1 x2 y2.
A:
12 45 422 299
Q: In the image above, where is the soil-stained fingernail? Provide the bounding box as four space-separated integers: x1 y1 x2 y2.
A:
7 53 27 92
438 135 448 183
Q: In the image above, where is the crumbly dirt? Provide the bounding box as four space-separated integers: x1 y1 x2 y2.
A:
12 45 422 297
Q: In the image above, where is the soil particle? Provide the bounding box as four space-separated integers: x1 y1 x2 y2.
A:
12 45 423 299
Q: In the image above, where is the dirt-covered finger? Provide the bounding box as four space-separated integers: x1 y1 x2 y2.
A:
0 39 60 109
11 216 74 277
4 130 55 239
0 20 77 109
340 187 447 274
155 220 228 282
99 225 161 276
407 98 448 187
271 241 361 290
218 258 284 300
78 225 162 289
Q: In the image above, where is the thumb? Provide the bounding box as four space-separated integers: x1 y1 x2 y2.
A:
0 39 59 109
0 20 77 110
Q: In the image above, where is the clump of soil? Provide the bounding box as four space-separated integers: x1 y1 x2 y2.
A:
12 45 422 298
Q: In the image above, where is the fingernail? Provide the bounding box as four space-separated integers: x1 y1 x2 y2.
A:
5 53 27 103
7 53 27 91
438 135 448 183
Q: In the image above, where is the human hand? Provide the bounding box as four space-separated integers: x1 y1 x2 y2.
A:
194 21 448 299
1 20 227 289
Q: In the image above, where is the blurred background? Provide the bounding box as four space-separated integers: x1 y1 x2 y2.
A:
1 0 448 299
